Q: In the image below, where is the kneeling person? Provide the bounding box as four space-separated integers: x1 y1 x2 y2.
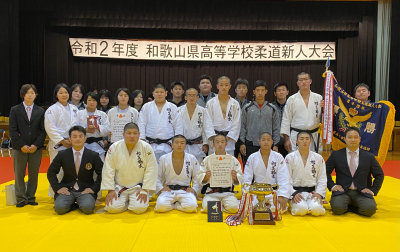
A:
286 131 327 216
197 134 243 213
243 132 291 213
101 123 158 214
155 135 200 212
47 126 103 215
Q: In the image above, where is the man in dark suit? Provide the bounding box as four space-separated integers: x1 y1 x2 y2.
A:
9 84 46 207
47 126 103 214
326 127 384 217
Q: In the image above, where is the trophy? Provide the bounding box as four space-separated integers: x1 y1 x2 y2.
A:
242 183 280 225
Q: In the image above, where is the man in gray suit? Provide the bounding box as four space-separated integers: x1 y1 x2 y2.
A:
196 75 216 107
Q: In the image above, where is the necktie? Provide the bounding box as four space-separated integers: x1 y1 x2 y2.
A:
349 151 357 188
74 152 81 190
26 107 32 121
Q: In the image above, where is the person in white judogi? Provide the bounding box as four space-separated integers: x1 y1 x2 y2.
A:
197 134 243 213
107 88 139 143
139 83 183 161
285 131 327 216
281 72 322 153
101 123 158 214
155 135 201 213
45 84 78 197
244 132 291 212
178 88 215 163
206 76 241 156
77 92 110 161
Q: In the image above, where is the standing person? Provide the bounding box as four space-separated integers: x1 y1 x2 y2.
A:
326 127 384 217
168 81 186 107
9 84 46 207
179 88 215 163
280 72 323 153
197 75 216 108
69 83 86 110
234 78 250 109
77 92 110 161
354 83 372 103
206 76 241 156
240 80 280 166
98 89 112 113
197 134 243 213
101 123 158 214
286 131 327 216
107 88 139 144
45 83 79 196
138 83 183 161
47 126 103 215
243 132 291 213
272 82 290 157
131 89 145 112
154 135 200 213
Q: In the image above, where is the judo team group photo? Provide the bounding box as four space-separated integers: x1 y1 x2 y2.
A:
9 72 384 220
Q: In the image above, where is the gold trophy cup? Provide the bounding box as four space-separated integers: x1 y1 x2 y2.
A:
243 183 279 225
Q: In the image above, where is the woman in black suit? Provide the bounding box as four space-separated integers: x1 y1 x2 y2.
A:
9 84 46 207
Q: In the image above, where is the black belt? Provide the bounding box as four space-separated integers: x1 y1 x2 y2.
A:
201 183 233 194
86 137 103 144
245 139 258 147
146 137 172 145
186 136 203 145
118 183 143 197
292 186 315 198
290 127 319 134
215 130 229 136
168 184 189 191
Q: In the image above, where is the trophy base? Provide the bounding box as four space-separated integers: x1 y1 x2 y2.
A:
252 210 275 225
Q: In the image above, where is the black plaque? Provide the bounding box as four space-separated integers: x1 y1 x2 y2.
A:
207 201 223 222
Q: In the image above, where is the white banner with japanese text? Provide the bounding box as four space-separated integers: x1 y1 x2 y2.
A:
69 38 335 61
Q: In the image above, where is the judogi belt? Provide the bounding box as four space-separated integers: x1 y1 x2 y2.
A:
117 183 143 197
214 130 229 136
201 183 233 194
290 127 319 150
146 137 172 145
291 186 315 198
167 184 189 190
186 136 203 145
86 137 103 144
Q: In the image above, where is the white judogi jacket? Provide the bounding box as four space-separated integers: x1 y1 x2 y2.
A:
285 150 327 198
101 139 158 192
206 96 241 153
44 102 78 159
138 101 183 154
178 104 215 160
156 152 201 195
77 109 110 155
244 150 291 198
107 106 139 143
197 153 243 191
280 91 322 152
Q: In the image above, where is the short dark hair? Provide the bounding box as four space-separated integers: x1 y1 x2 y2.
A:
259 132 273 140
345 127 361 138
123 122 139 132
115 88 131 105
153 83 167 92
69 125 86 136
185 88 199 96
353 83 370 94
20 84 38 99
53 83 70 103
217 76 230 84
213 134 228 142
254 80 267 89
99 89 112 100
297 72 311 80
70 84 85 102
273 82 289 92
296 131 312 139
84 92 99 104
234 78 249 89
199 74 212 84
172 134 187 143
170 81 185 90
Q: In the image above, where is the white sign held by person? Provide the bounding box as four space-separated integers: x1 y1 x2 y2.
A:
69 38 335 62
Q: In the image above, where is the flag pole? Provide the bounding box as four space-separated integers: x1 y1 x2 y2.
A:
317 58 330 152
